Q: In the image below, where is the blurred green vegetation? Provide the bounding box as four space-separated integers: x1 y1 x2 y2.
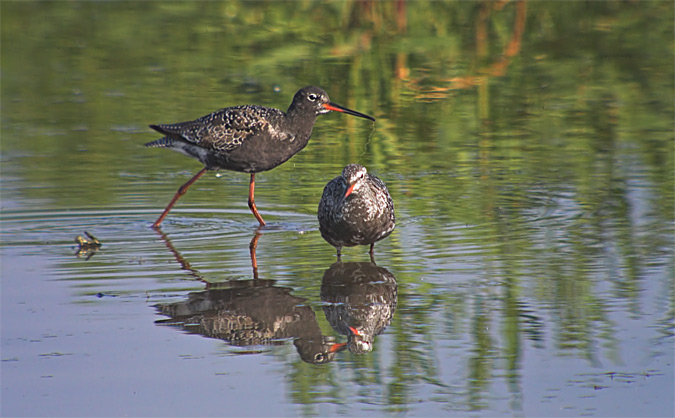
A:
2 0 673 412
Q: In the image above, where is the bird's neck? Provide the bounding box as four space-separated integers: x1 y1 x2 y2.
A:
286 106 317 122
285 110 316 141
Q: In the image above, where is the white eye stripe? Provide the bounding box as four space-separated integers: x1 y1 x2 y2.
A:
308 94 318 101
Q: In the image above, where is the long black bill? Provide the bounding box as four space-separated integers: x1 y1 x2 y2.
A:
323 102 375 122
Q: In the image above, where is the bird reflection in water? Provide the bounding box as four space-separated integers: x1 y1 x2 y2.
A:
320 261 397 354
153 228 345 364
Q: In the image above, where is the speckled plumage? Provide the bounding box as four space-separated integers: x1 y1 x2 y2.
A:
156 279 346 364
318 164 395 258
146 86 374 227
321 262 398 354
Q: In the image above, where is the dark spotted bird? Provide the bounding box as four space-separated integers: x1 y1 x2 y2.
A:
318 164 395 259
146 86 375 228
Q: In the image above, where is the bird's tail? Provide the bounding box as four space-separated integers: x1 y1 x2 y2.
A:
144 137 176 148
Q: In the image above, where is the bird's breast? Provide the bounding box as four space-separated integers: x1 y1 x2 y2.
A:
213 129 311 173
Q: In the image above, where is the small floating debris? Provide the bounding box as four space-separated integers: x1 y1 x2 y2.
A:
75 231 102 260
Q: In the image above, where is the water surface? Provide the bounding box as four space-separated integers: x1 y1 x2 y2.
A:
2 1 673 416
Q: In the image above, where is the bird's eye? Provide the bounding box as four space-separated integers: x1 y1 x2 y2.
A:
314 353 325 362
308 94 318 102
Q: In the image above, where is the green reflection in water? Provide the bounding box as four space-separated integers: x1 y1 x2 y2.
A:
1 0 673 415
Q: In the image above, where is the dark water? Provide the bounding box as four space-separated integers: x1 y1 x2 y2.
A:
2 2 673 416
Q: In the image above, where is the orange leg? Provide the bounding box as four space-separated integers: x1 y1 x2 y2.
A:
152 167 208 228
248 173 266 226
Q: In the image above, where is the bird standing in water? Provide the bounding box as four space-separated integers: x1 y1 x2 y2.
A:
318 164 395 260
146 86 374 228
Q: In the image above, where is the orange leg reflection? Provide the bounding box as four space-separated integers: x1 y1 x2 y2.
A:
249 230 262 280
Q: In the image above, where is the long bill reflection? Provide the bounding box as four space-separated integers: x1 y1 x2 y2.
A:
152 229 345 364
320 262 398 354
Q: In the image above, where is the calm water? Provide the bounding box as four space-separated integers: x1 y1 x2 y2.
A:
2 1 673 417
